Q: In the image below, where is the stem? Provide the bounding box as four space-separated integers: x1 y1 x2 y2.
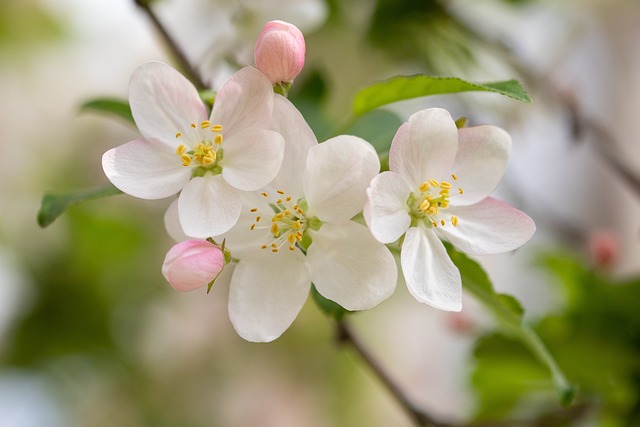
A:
133 0 207 90
336 320 452 427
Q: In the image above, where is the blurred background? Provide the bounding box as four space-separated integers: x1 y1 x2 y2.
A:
1 0 640 425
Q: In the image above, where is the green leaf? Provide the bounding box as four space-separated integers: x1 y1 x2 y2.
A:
198 89 216 107
37 185 123 228
446 244 575 405
80 98 134 124
311 285 350 321
353 75 531 116
344 110 402 154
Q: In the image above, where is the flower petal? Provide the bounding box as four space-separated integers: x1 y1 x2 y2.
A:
220 128 285 191
389 108 458 187
364 171 412 244
450 125 512 206
217 192 273 258
102 139 191 199
162 240 224 292
211 66 274 137
229 250 310 342
129 61 208 145
304 135 380 222
164 199 190 242
308 221 396 310
401 226 462 311
438 197 536 255
268 95 317 197
178 175 241 238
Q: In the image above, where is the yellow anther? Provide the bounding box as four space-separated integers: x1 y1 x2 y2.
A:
190 123 196 128
270 223 280 236
292 220 302 230
451 173 458 180
214 134 223 145
295 232 303 242
200 120 211 129
440 219 445 226
287 234 296 244
250 208 258 213
272 248 278 253
250 224 256 231
271 243 277 248
175 132 182 139
451 216 459 227
176 144 187 155
419 181 430 192
211 124 223 132
458 188 464 195
286 196 291 202
277 190 285 195
440 201 449 209
274 212 283 220
439 189 450 196
429 179 439 187
256 216 261 222
261 244 267 249
276 199 283 204
293 204 299 210
440 181 452 189
432 221 438 227
289 246 295 251
419 199 431 213
284 209 291 218
261 192 269 198
181 154 192 166
202 152 216 166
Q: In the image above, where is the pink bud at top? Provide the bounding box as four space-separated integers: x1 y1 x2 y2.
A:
254 20 306 84
162 240 224 292
588 231 620 270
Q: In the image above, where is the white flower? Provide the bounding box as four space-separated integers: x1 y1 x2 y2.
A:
222 96 397 342
102 62 285 237
365 108 536 311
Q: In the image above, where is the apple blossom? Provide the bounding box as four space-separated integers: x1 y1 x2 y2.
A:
254 20 306 86
102 61 285 238
162 240 225 292
219 96 396 342
365 108 535 312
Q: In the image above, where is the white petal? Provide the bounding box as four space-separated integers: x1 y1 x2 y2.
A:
304 135 380 222
438 197 536 255
102 139 191 199
268 95 317 196
129 61 208 145
401 226 462 311
364 171 412 244
164 199 190 242
217 192 273 258
220 128 285 191
389 108 458 187
450 125 512 206
229 250 310 342
211 66 274 137
178 175 241 238
308 221 396 311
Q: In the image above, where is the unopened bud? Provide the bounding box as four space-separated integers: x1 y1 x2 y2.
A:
162 240 224 292
588 231 620 270
254 20 305 85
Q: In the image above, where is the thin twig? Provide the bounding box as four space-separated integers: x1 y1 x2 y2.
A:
134 0 207 90
336 320 453 427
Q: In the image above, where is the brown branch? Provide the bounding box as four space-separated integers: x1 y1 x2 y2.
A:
134 0 207 90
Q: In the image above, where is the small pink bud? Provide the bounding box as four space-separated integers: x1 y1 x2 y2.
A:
162 240 224 292
588 231 620 270
254 20 306 84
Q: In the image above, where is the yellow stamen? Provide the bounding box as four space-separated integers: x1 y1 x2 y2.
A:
429 179 439 187
200 120 211 129
419 182 430 193
276 199 282 204
261 244 267 249
451 173 458 180
286 196 291 202
432 221 438 227
190 123 196 128
289 246 295 251
261 192 269 198
256 216 261 222
214 134 223 145
250 208 258 213
451 216 459 227
176 144 186 155
287 234 296 244
440 219 445 226
211 124 223 132
440 181 452 189
175 132 182 139
419 199 431 213
270 223 280 236
181 155 192 167
458 188 464 195
277 190 285 195
250 224 256 230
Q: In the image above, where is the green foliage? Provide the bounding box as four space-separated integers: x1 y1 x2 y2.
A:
80 97 134 124
344 110 402 154
471 250 640 424
311 285 350 321
353 75 531 116
447 245 574 406
37 185 122 228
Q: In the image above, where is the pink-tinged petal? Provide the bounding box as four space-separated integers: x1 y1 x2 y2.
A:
401 226 462 311
129 61 208 145
304 135 380 222
389 108 458 187
164 199 190 242
211 67 274 137
254 20 306 84
102 139 191 199
268 95 317 196
229 250 310 342
220 128 285 191
308 221 396 311
438 197 536 255
450 125 512 206
178 175 241 238
364 171 412 244
162 240 224 292
217 192 273 258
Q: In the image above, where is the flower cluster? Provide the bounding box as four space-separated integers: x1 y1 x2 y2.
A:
102 21 535 342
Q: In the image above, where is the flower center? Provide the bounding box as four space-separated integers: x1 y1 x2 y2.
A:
408 174 463 228
250 190 307 253
174 121 224 168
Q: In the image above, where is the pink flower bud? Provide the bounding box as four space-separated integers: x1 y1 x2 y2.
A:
254 20 305 84
162 240 224 292
588 231 620 270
